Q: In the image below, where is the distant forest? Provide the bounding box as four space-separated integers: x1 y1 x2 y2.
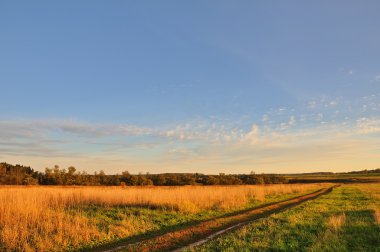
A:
0 162 288 186
2 163 379 186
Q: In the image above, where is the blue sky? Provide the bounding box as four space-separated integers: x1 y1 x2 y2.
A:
1 1 380 174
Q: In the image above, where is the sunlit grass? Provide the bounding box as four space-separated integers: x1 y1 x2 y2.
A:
190 184 380 252
0 184 320 251
327 213 346 232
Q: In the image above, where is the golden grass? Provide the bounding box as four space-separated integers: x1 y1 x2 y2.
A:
0 184 321 251
352 183 380 200
351 184 380 225
327 213 346 232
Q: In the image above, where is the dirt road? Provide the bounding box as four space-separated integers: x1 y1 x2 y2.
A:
92 185 338 252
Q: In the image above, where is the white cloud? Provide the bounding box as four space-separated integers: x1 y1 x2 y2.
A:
2 111 380 173
262 114 269 122
370 75 380 83
242 124 260 144
339 67 354 76
288 116 296 126
356 117 380 134
329 101 337 106
316 113 324 121
280 122 289 130
308 101 317 109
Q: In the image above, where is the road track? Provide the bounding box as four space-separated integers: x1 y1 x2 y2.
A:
92 185 338 252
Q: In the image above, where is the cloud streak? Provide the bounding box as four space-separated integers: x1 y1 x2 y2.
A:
1 93 380 173
1 112 380 174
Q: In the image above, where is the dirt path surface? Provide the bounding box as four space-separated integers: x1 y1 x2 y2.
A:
93 185 338 252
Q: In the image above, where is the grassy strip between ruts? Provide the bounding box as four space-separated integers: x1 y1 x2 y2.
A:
189 184 380 252
90 186 335 252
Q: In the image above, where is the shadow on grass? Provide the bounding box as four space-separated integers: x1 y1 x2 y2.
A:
342 210 380 251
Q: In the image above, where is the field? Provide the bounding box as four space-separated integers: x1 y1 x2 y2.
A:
1 183 379 251
2 1 379 251
286 172 380 183
0 184 322 251
189 184 380 251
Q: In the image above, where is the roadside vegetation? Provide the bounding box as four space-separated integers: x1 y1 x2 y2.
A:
190 184 380 251
0 184 321 251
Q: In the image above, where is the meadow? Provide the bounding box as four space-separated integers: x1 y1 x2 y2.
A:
189 184 380 251
0 184 321 251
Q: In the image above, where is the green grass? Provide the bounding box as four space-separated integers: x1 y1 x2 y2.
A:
190 185 380 252
74 190 318 251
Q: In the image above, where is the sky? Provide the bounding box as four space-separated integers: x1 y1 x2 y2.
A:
1 1 380 174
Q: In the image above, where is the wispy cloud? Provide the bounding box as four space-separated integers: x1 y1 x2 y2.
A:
356 117 380 134
262 114 269 123
1 92 380 174
339 67 354 76
375 75 380 82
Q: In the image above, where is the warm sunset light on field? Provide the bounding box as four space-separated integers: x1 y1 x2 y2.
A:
1 2 380 175
1 1 380 251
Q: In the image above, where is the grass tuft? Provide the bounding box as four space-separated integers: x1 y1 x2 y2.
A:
327 213 346 232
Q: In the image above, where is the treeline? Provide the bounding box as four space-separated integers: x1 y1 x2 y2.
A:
347 168 380 174
0 162 288 186
0 163 40 185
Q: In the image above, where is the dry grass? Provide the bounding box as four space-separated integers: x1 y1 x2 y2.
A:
0 184 321 251
327 213 346 232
